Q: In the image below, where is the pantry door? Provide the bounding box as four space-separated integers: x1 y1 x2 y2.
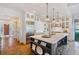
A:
4 24 9 35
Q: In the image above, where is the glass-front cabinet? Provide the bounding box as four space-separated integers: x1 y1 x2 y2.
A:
26 13 35 37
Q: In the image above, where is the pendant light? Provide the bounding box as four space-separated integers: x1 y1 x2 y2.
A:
45 3 49 21
52 8 56 27
53 8 55 20
51 8 56 35
56 11 59 21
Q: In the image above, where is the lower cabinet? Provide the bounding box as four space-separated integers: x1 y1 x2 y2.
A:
30 36 67 55
31 38 51 55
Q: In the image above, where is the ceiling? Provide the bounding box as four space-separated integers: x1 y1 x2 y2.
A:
0 3 65 11
0 3 79 19
67 3 79 6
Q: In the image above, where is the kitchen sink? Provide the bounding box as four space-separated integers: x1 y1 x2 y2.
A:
42 35 51 38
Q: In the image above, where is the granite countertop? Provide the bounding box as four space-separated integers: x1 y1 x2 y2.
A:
30 33 68 44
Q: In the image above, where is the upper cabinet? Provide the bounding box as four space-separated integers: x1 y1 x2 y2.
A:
25 12 35 33
62 16 71 33
25 12 35 22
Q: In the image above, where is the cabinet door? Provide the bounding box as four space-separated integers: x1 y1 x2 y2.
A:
4 24 9 35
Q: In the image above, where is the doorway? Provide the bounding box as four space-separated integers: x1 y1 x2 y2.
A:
74 19 79 41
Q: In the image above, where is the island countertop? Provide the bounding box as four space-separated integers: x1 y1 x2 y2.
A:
30 33 68 44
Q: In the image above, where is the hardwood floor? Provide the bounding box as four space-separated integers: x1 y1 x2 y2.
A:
0 36 32 55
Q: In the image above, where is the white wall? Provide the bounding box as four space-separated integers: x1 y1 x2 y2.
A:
19 12 26 44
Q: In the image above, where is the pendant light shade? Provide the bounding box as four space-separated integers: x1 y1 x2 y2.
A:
45 17 49 21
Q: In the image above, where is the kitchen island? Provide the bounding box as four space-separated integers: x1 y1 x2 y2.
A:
30 33 68 55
